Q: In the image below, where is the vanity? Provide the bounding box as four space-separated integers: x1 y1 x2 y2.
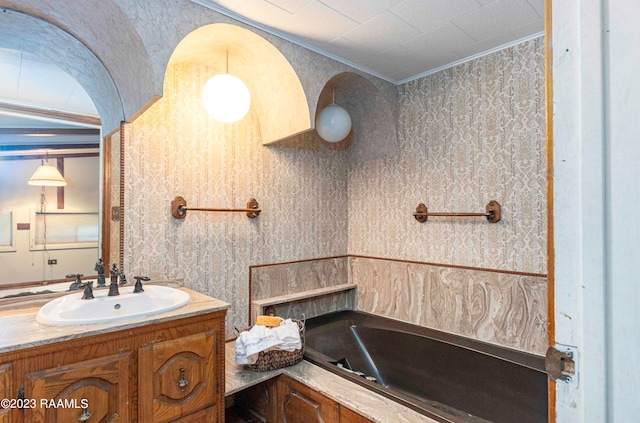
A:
0 287 229 423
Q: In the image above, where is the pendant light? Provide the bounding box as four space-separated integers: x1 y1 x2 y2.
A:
202 51 251 123
28 155 66 187
28 152 66 213
316 90 352 143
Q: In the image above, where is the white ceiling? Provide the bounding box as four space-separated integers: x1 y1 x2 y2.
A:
0 0 544 141
0 47 99 146
193 0 544 83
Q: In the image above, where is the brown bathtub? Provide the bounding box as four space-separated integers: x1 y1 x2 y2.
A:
303 310 547 423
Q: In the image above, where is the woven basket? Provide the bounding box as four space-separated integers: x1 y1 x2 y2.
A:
236 316 305 372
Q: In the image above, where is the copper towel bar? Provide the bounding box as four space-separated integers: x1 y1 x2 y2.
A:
171 196 261 219
413 200 501 223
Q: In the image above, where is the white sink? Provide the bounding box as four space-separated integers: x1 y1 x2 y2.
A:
37 285 190 326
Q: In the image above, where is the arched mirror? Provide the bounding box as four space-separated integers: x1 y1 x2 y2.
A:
0 47 116 292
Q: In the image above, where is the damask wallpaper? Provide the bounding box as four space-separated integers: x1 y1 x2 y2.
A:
124 63 348 336
124 39 547 346
349 38 546 275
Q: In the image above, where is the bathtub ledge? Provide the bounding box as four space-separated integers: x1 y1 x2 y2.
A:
225 341 439 423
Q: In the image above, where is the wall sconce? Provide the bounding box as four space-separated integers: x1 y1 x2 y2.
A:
316 90 352 143
202 51 251 123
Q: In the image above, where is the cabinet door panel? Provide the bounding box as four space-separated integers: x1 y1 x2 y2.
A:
0 363 11 423
244 378 277 422
277 377 338 423
139 329 217 423
24 352 131 423
341 406 373 423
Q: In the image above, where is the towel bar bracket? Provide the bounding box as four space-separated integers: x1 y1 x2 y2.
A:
414 200 501 223
171 196 261 219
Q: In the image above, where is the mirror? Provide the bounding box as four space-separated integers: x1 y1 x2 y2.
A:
0 47 120 293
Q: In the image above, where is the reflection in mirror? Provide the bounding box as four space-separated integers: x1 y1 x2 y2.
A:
0 47 108 291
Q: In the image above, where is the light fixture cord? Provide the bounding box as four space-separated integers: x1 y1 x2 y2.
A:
40 186 47 213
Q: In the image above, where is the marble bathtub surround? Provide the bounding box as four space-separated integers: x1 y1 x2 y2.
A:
249 257 351 324
249 255 546 355
350 256 547 355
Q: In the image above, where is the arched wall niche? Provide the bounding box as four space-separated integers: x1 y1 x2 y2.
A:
0 1 156 134
270 72 398 162
168 23 309 144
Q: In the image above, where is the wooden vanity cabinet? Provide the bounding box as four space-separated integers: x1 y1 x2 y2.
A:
0 309 225 423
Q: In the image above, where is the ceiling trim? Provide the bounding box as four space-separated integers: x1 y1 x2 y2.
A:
0 101 101 128
0 128 100 136
396 32 546 85
0 147 100 159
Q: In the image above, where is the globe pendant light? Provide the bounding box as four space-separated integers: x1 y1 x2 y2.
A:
202 51 251 123
316 90 352 143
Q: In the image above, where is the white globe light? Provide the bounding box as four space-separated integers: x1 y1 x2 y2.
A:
316 104 352 142
202 74 251 123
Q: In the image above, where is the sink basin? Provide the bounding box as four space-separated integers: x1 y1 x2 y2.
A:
37 285 190 326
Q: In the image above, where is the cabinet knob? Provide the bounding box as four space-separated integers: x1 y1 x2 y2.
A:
77 407 92 421
178 367 189 391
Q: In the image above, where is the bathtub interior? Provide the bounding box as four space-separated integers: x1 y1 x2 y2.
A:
304 310 548 423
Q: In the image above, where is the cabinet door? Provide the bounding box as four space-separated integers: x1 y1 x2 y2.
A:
341 406 374 423
138 329 218 423
277 377 339 423
0 363 11 423
24 352 131 423
242 378 277 422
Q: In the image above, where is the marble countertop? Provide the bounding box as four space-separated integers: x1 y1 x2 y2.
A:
225 342 439 423
0 287 229 354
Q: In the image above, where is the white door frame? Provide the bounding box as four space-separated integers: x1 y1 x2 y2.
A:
551 0 640 421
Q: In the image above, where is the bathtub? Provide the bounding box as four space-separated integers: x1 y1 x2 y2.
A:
303 310 547 423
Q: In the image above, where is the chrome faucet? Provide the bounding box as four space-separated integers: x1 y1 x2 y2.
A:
67 274 84 290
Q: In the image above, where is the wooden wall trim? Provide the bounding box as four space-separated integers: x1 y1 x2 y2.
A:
348 255 547 278
102 133 112 270
119 122 125 269
544 0 556 420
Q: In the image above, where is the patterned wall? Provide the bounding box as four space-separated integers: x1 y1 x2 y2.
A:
125 39 547 349
349 38 546 275
125 63 348 337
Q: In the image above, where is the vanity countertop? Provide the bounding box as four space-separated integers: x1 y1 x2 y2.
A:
225 342 439 423
0 287 229 354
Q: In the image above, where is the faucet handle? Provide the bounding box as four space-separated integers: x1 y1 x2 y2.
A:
80 281 94 300
66 274 84 289
133 276 150 293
